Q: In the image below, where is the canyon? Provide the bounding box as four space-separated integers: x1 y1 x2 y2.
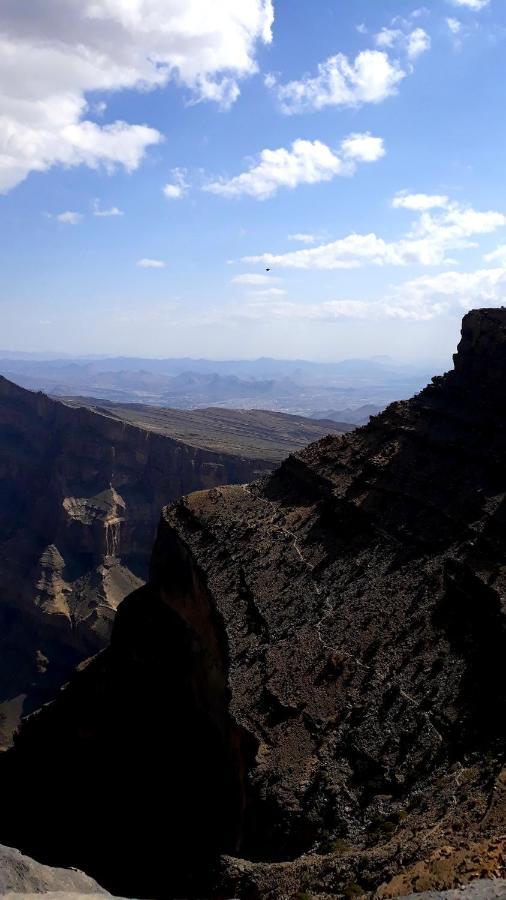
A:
0 309 505 899
0 375 345 748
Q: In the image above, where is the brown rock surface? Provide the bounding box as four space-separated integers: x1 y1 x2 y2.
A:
0 376 345 748
0 843 110 894
0 310 505 898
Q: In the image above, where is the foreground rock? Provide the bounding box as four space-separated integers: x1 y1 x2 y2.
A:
0 377 346 747
401 881 506 900
0 310 505 898
0 844 109 894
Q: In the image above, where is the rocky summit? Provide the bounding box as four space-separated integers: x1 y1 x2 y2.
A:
0 376 345 748
0 310 505 899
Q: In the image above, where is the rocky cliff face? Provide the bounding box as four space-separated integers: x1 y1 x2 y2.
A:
0 377 306 747
1 310 505 899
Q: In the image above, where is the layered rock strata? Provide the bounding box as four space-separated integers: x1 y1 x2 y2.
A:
0 377 339 746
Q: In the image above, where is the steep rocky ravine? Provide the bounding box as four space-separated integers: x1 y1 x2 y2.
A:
0 376 329 748
1 310 505 899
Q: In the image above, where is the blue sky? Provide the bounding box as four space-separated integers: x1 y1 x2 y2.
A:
1 0 506 361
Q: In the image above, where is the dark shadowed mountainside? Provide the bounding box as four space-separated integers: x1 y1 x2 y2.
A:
0 310 504 899
0 376 348 748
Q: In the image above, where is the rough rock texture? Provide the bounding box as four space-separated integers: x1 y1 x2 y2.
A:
0 377 343 748
1 310 506 899
400 880 506 900
0 844 110 894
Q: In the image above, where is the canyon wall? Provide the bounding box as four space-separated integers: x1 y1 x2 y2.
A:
0 376 282 746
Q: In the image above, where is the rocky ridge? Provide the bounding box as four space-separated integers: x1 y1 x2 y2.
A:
0 376 344 747
0 310 505 898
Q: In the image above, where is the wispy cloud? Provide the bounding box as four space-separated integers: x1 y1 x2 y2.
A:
449 0 489 10
163 168 189 199
92 200 124 217
225 267 506 325
56 211 82 225
243 195 506 269
375 26 431 60
288 233 317 244
137 258 166 269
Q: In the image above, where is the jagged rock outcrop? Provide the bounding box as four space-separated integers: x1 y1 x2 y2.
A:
1 310 505 899
0 377 343 748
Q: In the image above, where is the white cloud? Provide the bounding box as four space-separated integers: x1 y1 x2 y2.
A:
56 211 82 225
266 49 405 114
384 267 506 320
375 26 430 60
449 0 489 9
484 244 506 265
205 133 385 200
233 267 506 325
232 273 280 285
393 192 450 211
249 287 287 297
0 0 273 192
137 258 166 268
288 233 317 244
407 27 431 59
446 17 463 34
341 132 385 162
163 167 189 200
244 197 506 269
92 199 123 217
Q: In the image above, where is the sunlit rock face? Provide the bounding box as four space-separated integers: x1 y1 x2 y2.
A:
1 310 506 899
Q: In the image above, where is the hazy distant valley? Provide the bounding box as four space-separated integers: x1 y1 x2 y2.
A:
0 353 437 424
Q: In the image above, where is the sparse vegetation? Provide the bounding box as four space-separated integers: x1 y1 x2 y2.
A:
343 881 365 899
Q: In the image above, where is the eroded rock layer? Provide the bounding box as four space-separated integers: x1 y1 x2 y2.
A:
1 310 506 898
0 376 320 747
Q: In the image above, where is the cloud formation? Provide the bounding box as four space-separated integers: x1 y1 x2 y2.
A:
266 23 429 116
288 233 317 244
244 196 506 268
449 0 489 9
137 258 165 268
0 0 274 192
163 168 189 200
232 267 506 325
341 133 386 163
56 211 82 225
205 133 385 200
92 200 123 217
392 192 450 211
375 26 431 60
266 50 405 114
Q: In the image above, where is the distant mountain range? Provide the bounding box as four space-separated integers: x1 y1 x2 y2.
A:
0 354 438 418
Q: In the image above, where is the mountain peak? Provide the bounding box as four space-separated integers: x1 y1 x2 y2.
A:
453 307 506 383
